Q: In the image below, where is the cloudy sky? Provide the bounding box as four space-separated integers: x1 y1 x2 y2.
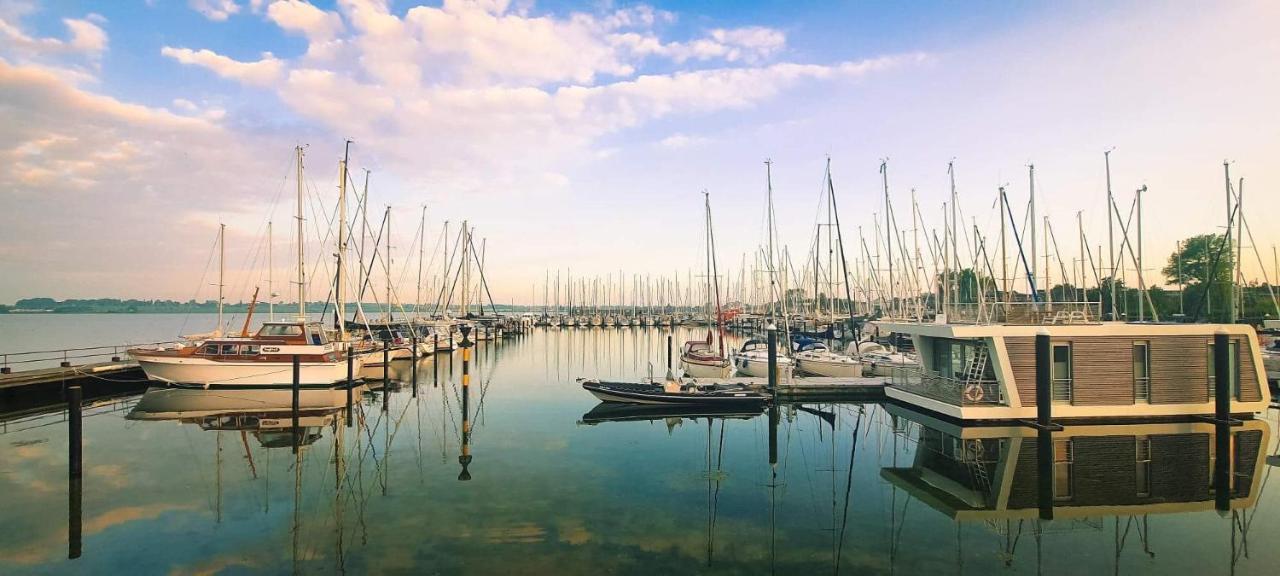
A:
1 0 1277 305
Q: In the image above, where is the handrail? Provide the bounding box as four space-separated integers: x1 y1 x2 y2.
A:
1 340 182 372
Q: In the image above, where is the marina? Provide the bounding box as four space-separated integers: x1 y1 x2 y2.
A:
2 1 1279 574
2 324 1279 574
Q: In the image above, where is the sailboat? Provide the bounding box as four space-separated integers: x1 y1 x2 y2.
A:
682 192 733 379
131 146 361 388
795 160 863 378
734 162 795 379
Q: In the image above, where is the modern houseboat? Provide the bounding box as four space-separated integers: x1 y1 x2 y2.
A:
881 304 1271 421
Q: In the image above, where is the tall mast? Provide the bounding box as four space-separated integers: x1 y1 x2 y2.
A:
1105 151 1116 319
1028 164 1037 303
881 160 893 318
296 145 306 321
417 205 426 319
461 220 470 317
358 170 369 323
337 140 350 340
826 159 857 332
1224 162 1234 323
218 223 225 334
999 186 1008 305
1137 185 1145 321
268 220 274 321
949 161 958 317
384 206 392 323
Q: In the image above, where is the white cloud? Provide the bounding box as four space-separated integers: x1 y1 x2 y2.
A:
659 133 708 149
160 46 284 85
189 0 240 22
266 0 343 42
0 14 109 60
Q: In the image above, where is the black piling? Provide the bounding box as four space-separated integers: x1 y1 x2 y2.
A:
1036 429 1054 521
411 335 419 397
1214 331 1232 511
291 355 301 454
1035 330 1052 427
67 384 83 558
459 325 473 481
767 324 778 392
666 334 673 371
345 347 354 427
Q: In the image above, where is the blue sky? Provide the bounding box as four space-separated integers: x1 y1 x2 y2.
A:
1 1 1277 305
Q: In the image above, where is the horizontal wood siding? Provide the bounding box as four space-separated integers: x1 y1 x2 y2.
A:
1068 337 1134 406
1004 337 1037 407
1149 336 1209 404
1237 342 1262 402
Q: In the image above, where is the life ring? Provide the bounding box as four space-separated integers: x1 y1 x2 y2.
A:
963 383 984 403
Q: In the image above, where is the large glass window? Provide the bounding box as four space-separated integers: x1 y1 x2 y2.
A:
259 324 304 337
1133 341 1150 402
1052 343 1073 403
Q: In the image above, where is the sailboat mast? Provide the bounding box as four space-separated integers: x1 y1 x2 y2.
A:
296 145 306 320
218 223 225 334
1029 163 1037 302
1105 151 1116 319
384 206 392 323
881 160 893 318
417 205 426 318
268 220 274 321
337 141 350 340
707 193 725 356
461 220 470 317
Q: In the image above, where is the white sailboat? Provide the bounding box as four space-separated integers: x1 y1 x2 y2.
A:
682 192 732 379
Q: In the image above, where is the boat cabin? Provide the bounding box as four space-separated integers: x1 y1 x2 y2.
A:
881 320 1271 421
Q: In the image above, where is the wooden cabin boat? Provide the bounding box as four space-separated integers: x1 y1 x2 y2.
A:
129 321 359 388
879 403 1269 519
881 313 1271 421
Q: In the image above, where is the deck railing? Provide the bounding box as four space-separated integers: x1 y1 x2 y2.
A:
891 366 1005 406
943 301 1099 326
0 341 178 374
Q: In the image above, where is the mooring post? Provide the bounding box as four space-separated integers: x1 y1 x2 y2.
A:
767 323 778 392
1214 330 1232 511
666 334 673 371
291 355 300 454
1036 429 1054 520
411 335 419 397
69 386 82 560
345 347 354 426
459 325 473 481
68 385 83 478
1035 329 1052 427
382 340 390 383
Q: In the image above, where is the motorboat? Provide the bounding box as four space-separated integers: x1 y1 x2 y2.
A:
579 378 769 407
129 320 359 388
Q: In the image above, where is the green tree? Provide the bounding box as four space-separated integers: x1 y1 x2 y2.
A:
1162 233 1234 321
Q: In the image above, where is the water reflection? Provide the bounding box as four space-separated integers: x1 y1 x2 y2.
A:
1 328 1278 574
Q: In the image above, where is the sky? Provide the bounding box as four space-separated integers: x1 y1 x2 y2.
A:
1 0 1277 306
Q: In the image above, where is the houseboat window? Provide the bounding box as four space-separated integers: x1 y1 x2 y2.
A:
1135 437 1152 497
1133 341 1150 402
1053 439 1073 500
241 345 260 355
1206 341 1241 399
220 344 238 355
200 344 219 355
1052 343 1073 403
259 324 304 337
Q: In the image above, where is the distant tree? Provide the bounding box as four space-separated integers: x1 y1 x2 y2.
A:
1163 233 1234 321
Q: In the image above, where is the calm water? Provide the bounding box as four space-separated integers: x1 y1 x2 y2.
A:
2 322 1279 574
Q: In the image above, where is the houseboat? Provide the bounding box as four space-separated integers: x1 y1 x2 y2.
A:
881 304 1271 421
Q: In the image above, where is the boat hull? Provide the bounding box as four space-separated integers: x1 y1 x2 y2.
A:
796 355 863 378
734 355 793 379
681 356 733 379
135 356 355 387
581 380 768 407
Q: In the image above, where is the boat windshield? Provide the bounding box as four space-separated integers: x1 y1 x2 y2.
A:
258 324 304 337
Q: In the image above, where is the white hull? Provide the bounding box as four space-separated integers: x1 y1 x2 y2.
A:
135 356 356 387
682 358 733 379
795 354 863 378
734 354 794 379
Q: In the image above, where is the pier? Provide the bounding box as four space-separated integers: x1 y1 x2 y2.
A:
0 343 158 413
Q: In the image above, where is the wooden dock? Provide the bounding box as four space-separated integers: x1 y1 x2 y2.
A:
0 360 143 390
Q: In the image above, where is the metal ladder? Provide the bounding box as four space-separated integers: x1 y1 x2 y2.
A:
964 345 990 383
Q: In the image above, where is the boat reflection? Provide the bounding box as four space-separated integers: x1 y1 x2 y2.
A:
880 403 1270 571
127 386 365 448
578 402 765 425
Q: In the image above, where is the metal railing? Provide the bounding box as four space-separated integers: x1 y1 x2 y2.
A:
943 301 1099 326
891 366 1005 406
1 341 178 374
